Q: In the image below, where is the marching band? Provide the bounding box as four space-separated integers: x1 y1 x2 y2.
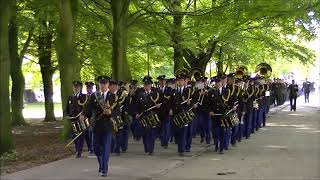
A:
66 64 276 177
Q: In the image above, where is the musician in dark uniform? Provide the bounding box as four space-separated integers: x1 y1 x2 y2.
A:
234 78 245 143
243 76 255 139
223 74 235 150
272 79 281 106
185 74 198 152
170 73 195 156
166 78 177 143
84 81 95 155
117 81 129 153
208 76 227 154
156 75 172 149
66 81 88 158
80 76 113 177
251 77 259 134
288 79 299 111
127 80 142 141
260 81 268 127
302 78 311 103
135 76 161 156
194 77 211 144
109 80 123 156
226 73 242 146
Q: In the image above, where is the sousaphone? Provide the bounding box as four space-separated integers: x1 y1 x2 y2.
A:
255 63 272 79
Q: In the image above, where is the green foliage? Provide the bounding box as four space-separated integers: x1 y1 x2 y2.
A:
18 0 320 87
0 150 18 162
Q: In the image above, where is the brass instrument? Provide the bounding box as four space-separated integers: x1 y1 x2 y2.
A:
234 65 248 79
94 92 118 132
255 63 272 79
175 68 190 78
190 67 204 82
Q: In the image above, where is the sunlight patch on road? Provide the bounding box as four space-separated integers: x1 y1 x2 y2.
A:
289 113 306 116
210 158 222 161
268 123 310 128
265 145 287 149
295 127 312 130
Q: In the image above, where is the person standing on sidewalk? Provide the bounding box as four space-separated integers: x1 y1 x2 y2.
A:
288 79 299 111
302 78 311 103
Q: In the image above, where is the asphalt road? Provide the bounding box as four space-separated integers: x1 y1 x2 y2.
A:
3 96 320 180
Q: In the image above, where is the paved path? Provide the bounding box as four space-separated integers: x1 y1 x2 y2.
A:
3 98 320 180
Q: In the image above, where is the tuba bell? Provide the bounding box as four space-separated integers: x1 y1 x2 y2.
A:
190 67 204 82
255 63 272 79
234 65 248 79
175 68 190 78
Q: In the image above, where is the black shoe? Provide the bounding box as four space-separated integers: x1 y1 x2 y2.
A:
148 152 154 156
185 149 190 152
214 147 218 152
200 138 204 143
179 152 184 156
219 151 224 154
121 150 127 153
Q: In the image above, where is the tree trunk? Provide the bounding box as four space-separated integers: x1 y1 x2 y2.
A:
182 40 218 75
0 0 14 155
111 0 131 81
216 46 224 75
57 0 80 139
172 0 186 73
38 22 56 122
9 0 26 126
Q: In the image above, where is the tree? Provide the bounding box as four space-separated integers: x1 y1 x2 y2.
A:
37 20 57 122
26 0 60 122
9 0 31 126
110 0 131 81
56 0 80 139
0 0 14 155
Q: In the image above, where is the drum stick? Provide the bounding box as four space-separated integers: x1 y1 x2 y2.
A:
181 98 192 105
66 118 89 147
67 112 82 120
66 132 84 147
138 103 162 117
